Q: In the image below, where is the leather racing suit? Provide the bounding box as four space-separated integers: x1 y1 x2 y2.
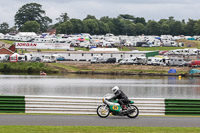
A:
111 90 129 108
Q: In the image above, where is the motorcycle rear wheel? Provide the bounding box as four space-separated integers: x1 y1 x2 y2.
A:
127 105 139 118
97 105 110 118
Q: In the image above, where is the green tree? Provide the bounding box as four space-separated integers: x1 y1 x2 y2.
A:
119 14 135 21
56 13 70 23
170 21 183 35
106 21 115 33
194 20 200 35
146 20 161 35
185 19 196 35
158 19 168 25
14 3 52 32
111 18 127 35
98 21 110 34
84 15 96 20
126 23 136 36
83 19 99 34
21 21 40 33
135 23 146 35
161 23 170 35
134 17 146 25
0 22 9 34
70 19 83 34
56 21 73 34
100 16 112 23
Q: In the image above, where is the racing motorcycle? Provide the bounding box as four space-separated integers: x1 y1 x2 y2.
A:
97 94 139 118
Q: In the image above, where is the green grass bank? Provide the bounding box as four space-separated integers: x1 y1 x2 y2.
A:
0 62 59 74
0 126 200 133
0 62 191 76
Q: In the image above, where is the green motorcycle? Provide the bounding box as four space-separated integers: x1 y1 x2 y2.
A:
97 94 139 118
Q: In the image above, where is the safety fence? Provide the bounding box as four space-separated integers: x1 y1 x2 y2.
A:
165 99 200 115
0 95 25 113
0 95 200 115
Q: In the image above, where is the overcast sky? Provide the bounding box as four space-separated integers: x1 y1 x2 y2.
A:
1 0 200 27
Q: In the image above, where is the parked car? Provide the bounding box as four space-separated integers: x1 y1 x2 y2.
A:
56 56 65 61
30 57 41 62
189 61 200 67
103 58 116 63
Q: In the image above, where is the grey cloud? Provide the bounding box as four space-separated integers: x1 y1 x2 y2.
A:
1 0 200 27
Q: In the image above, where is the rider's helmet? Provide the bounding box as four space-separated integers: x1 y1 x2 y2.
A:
112 86 119 93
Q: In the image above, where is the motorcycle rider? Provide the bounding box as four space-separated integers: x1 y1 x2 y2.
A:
110 86 129 110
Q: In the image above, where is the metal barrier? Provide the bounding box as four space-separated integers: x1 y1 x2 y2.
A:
25 95 165 115
165 99 200 115
0 95 25 113
3 95 199 115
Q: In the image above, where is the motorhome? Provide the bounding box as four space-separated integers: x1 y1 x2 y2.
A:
147 56 169 66
0 33 4 39
0 54 9 62
136 57 147 65
42 55 57 63
147 57 156 65
168 57 184 66
166 48 199 56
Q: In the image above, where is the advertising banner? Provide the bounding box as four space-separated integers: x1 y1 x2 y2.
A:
15 42 70 50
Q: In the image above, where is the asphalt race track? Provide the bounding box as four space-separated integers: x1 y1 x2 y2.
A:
0 115 199 127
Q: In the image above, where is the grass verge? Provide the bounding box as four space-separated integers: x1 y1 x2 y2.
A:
136 46 186 51
49 63 80 72
0 40 16 45
0 62 59 74
0 126 200 133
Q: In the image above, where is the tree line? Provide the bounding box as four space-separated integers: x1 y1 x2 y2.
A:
1 3 200 36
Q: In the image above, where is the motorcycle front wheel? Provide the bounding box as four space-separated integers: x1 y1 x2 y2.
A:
127 105 139 118
97 105 110 118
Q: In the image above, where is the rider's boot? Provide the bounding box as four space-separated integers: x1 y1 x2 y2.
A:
122 105 127 110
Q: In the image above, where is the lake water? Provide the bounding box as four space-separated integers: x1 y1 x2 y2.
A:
0 74 200 99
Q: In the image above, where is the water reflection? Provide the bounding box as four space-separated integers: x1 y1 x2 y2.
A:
0 74 200 99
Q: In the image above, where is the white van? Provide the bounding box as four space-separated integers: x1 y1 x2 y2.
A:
90 56 105 64
119 58 135 65
42 55 57 63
